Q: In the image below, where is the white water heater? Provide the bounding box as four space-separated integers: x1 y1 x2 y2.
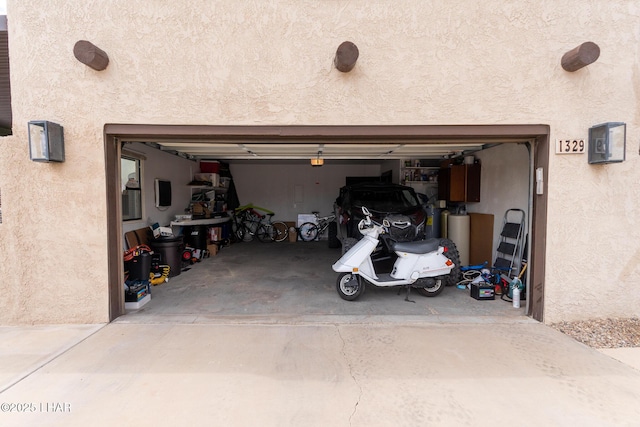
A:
448 214 470 267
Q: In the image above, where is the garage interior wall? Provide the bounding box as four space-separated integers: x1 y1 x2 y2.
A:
122 143 196 237
124 141 531 259
231 162 382 222
474 143 530 252
0 1 637 324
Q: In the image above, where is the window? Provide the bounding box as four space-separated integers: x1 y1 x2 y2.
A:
121 156 142 221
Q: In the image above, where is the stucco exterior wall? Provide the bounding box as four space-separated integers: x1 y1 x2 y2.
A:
0 0 638 323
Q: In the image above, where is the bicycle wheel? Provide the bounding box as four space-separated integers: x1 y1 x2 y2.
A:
299 222 319 241
231 218 244 242
256 223 275 242
242 220 256 242
272 221 289 242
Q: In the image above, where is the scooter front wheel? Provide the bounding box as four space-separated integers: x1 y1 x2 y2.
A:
336 272 365 301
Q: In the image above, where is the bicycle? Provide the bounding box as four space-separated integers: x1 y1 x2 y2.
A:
232 204 289 243
298 212 336 242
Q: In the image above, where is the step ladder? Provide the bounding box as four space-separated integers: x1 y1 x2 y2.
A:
492 209 526 278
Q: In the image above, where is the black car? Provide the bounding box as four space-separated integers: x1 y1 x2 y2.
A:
334 182 427 248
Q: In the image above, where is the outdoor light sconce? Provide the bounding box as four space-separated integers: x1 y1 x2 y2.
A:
28 121 65 162
588 122 626 164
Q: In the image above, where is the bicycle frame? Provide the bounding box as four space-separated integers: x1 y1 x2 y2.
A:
298 212 336 241
315 214 336 233
233 205 285 243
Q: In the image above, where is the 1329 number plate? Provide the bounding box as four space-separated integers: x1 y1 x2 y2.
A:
556 139 585 154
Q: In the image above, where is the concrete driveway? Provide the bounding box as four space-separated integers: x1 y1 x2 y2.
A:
1 320 640 427
2 241 639 426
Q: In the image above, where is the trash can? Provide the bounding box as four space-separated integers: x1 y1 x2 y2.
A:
124 251 152 281
150 235 184 277
184 225 208 250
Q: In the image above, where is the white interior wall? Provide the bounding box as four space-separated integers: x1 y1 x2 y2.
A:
230 162 382 222
122 143 196 238
121 143 527 253
471 143 530 260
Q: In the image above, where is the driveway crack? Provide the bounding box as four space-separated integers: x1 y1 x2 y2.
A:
336 325 362 425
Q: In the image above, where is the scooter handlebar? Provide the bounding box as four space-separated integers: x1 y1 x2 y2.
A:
358 206 387 235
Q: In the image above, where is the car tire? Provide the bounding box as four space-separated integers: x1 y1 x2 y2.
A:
328 222 340 248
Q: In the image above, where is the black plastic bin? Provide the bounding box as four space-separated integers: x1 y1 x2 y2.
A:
125 252 152 281
184 225 208 250
150 236 184 277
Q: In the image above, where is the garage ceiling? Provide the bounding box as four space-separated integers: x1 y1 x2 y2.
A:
114 124 542 161
146 141 491 160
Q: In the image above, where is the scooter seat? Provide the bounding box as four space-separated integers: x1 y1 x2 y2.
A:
393 238 440 254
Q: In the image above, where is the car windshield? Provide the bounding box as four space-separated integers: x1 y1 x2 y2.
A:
350 188 419 212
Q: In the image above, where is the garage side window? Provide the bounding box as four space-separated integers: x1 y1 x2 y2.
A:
121 156 142 221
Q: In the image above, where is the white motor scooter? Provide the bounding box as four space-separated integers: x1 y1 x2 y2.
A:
332 206 459 302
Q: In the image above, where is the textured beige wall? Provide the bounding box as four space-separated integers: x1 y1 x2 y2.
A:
0 1 638 323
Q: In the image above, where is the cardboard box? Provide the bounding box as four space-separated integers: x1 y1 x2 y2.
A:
469 213 494 265
209 227 222 242
150 223 173 238
285 221 297 243
207 244 218 256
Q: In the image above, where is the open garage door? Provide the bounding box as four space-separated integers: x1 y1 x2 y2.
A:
105 124 549 322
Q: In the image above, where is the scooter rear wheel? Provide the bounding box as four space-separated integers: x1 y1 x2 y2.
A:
416 278 445 297
336 272 365 301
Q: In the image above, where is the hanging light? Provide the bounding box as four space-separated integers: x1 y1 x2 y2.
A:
310 151 324 167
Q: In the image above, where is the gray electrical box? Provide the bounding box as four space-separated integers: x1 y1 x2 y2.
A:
588 122 626 164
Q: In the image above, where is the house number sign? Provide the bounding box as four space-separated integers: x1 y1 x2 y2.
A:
555 139 585 154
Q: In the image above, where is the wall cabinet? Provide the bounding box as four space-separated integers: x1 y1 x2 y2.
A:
438 163 481 203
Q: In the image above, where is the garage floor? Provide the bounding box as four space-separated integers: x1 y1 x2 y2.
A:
119 240 528 324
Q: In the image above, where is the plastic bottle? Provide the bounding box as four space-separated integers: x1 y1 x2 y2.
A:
512 285 521 308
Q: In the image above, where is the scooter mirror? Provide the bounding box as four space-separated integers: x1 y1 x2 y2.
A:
362 206 371 216
382 218 390 228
